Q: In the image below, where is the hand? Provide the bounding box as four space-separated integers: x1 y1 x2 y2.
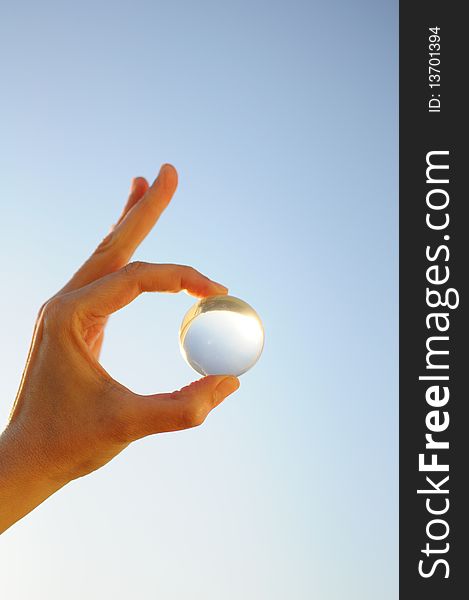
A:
0 164 240 533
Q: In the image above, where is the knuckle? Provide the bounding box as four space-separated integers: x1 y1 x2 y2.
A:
173 263 194 274
104 249 129 274
183 265 197 275
95 231 116 255
179 399 208 429
176 264 199 285
93 232 129 272
41 295 74 329
123 260 146 276
36 300 48 321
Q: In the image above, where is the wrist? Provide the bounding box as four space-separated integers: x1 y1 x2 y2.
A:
0 422 67 533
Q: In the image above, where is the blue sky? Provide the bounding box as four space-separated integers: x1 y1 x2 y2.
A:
0 1 397 598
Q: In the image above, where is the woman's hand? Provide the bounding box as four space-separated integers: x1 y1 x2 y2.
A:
0 164 240 533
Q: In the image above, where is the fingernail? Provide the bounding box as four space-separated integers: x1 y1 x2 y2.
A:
215 376 240 402
212 280 228 292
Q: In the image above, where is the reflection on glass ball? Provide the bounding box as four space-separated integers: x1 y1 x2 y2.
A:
179 295 265 377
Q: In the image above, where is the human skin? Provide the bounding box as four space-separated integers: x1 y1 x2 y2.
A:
0 164 240 534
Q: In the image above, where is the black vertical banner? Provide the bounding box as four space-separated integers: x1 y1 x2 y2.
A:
400 2 467 597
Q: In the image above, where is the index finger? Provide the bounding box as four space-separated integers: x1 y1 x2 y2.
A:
73 262 228 319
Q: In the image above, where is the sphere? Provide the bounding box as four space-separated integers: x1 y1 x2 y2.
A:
179 295 264 377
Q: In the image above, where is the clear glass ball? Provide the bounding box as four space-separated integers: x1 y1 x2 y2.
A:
179 295 264 377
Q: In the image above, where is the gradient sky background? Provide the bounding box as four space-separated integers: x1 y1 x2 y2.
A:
0 1 397 598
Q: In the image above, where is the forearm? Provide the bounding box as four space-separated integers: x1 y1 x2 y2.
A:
0 424 66 534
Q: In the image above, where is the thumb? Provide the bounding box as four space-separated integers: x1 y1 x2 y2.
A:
128 375 240 440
